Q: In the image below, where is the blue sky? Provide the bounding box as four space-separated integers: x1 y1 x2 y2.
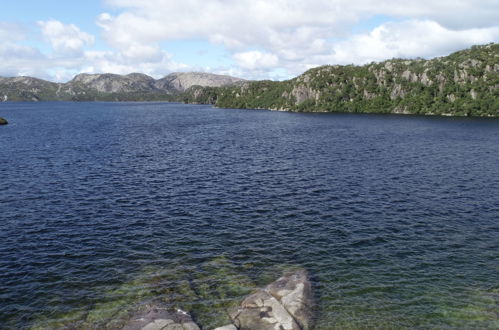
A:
1 0 498 82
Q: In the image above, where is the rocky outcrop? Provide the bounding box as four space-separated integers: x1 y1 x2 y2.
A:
123 304 200 330
0 117 7 125
290 85 318 105
155 72 245 92
119 268 312 330
67 73 157 94
218 269 313 330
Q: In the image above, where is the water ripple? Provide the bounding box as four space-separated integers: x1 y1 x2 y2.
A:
0 103 498 329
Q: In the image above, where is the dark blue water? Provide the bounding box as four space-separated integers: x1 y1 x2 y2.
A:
1 102 498 329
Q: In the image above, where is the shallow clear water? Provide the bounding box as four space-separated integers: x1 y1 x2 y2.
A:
0 102 498 329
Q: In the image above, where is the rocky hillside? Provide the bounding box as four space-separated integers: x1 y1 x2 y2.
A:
0 77 60 102
156 72 245 92
0 72 245 102
183 43 499 117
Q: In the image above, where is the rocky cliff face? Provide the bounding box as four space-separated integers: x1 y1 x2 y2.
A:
184 43 499 117
0 72 244 102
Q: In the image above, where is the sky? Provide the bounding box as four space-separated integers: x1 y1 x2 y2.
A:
1 0 498 82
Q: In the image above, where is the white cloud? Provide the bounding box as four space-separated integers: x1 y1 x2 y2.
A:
234 51 279 70
0 23 49 78
0 22 27 42
1 1 499 81
100 0 499 44
0 44 48 78
0 19 188 81
81 49 188 77
98 0 499 78
324 20 499 65
38 20 94 56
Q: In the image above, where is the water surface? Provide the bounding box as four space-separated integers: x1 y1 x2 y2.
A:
0 102 498 329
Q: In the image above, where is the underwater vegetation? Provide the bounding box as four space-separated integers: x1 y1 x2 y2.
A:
30 256 267 329
29 254 499 329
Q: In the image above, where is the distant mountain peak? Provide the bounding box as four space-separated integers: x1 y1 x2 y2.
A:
0 71 246 102
156 72 246 92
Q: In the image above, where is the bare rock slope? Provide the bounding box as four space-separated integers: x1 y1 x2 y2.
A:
156 72 245 92
0 72 245 101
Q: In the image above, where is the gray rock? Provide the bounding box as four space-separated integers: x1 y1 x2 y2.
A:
155 72 245 92
214 325 238 330
267 269 313 330
0 117 7 125
232 290 300 330
230 269 313 330
122 304 200 330
68 73 157 94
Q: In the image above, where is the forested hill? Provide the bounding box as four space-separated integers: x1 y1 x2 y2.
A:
183 44 499 117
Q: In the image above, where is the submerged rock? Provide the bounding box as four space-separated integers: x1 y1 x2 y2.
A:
123 304 200 330
234 290 300 330
213 325 238 330
266 269 313 330
0 117 7 125
30 260 312 330
190 256 254 329
222 269 313 330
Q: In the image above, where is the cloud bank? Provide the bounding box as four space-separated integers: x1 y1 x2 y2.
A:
1 0 498 81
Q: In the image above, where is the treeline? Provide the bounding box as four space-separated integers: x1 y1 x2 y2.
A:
182 44 499 117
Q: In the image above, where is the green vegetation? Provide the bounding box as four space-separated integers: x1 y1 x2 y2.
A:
182 43 499 117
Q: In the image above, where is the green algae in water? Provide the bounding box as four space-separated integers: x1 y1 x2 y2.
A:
29 265 188 329
31 257 499 329
313 311 409 330
256 263 308 286
312 288 499 330
435 288 499 328
190 255 255 329
27 257 499 329
30 309 88 330
29 257 256 329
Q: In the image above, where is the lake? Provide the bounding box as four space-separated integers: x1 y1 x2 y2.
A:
0 102 498 329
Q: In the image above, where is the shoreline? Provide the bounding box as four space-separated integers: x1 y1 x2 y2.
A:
1 100 498 118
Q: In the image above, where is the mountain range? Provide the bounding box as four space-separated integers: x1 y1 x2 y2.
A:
1 44 498 117
0 72 245 102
